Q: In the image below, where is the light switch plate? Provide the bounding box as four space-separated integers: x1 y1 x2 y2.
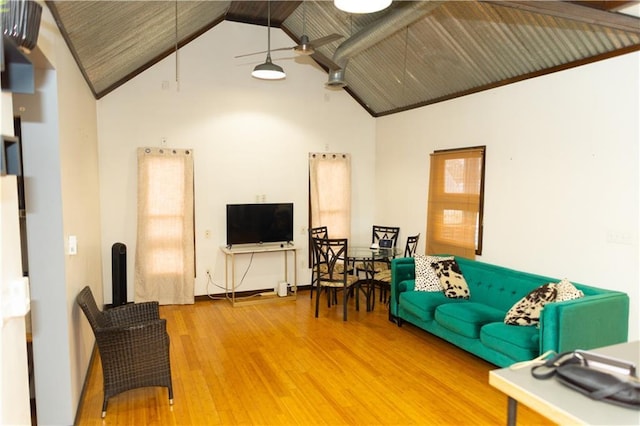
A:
69 235 77 255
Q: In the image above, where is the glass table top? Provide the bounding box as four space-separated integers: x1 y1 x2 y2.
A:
348 246 400 260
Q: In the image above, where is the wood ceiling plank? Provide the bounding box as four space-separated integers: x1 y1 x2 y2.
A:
226 1 301 27
488 0 640 33
570 1 638 12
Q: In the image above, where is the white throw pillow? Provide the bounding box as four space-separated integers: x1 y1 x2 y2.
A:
414 255 453 292
555 278 584 302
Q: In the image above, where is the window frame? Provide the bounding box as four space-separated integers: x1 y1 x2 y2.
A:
426 145 486 257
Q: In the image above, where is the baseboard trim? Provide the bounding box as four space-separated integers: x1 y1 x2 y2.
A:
195 285 311 302
74 344 98 425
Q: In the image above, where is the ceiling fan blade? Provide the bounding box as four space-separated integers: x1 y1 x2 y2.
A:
269 46 295 53
235 46 294 58
308 33 343 48
234 50 268 59
311 51 341 71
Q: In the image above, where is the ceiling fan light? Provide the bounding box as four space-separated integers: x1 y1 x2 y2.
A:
252 56 286 80
334 0 392 14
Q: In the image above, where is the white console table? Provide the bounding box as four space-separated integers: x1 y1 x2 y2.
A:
220 244 298 306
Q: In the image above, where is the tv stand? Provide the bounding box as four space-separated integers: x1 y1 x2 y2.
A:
220 244 298 306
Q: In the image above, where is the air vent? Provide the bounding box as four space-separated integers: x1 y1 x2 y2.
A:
2 0 42 53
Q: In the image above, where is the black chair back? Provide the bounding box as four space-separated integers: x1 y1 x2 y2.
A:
77 286 107 331
309 226 328 267
309 226 328 240
311 236 349 284
372 225 400 248
404 234 420 257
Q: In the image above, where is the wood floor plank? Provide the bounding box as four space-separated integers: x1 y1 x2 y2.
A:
75 290 553 425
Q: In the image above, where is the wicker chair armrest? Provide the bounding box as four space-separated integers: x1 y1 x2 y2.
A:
104 301 160 327
96 319 169 353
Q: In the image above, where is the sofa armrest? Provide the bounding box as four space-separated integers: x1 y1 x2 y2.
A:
540 292 629 354
390 258 416 317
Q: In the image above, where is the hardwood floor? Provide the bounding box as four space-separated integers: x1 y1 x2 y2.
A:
76 290 553 425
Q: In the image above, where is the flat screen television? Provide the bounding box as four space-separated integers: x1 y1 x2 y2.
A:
226 203 294 247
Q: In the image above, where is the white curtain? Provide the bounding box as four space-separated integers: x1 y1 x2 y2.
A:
135 147 195 305
309 153 351 239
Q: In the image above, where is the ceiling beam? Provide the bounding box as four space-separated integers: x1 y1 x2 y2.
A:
225 1 301 27
570 1 638 12
488 0 640 33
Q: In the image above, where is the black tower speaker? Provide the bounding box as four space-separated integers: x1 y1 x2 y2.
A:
111 242 127 306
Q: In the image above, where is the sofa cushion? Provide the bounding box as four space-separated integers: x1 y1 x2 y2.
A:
504 283 557 326
480 322 539 361
432 258 470 299
399 291 464 322
414 255 453 292
435 302 504 338
555 278 584 302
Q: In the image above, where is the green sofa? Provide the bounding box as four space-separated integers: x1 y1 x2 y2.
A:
390 256 629 368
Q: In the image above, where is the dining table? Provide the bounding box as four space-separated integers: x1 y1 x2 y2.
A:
347 246 400 311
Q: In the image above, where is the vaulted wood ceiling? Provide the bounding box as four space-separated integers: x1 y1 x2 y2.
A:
46 1 640 117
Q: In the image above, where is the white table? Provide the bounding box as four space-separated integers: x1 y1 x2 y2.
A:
489 341 640 425
220 244 297 306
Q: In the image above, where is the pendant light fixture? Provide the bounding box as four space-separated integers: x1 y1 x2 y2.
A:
334 0 392 14
252 0 286 80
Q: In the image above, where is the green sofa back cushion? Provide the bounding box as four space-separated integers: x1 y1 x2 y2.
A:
454 257 605 312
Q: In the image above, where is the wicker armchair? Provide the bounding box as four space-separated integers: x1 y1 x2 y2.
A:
76 286 173 418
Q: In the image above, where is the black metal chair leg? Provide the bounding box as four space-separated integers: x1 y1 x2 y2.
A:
343 287 348 321
315 286 321 317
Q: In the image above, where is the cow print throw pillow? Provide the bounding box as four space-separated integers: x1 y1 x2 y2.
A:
414 255 453 292
432 259 470 299
504 283 558 326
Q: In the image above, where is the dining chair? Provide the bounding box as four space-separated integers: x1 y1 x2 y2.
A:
311 237 361 321
358 225 400 284
308 226 328 299
404 233 420 257
76 286 173 418
372 225 400 250
378 233 421 305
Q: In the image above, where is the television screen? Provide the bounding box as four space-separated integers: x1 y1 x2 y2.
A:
226 203 294 246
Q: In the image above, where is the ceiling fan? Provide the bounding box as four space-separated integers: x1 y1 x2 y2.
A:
235 33 343 59
235 1 343 70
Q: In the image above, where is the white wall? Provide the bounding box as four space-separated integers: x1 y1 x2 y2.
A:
375 52 640 341
0 124 31 424
11 3 103 425
97 21 376 301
